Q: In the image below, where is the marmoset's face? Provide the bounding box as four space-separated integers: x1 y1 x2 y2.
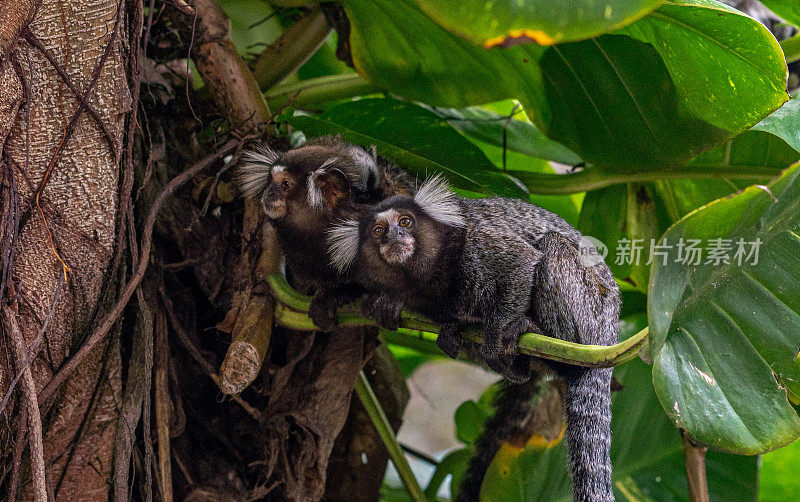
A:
260 165 296 220
369 208 417 264
261 148 353 220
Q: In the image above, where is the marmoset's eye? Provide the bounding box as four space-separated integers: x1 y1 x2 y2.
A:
281 180 291 190
372 225 386 237
398 216 413 228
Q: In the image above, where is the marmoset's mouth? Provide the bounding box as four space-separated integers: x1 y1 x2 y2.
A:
380 241 414 264
263 199 287 220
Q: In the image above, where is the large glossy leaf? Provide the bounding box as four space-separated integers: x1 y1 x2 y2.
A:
412 0 662 47
430 104 582 166
648 166 800 454
578 98 800 290
221 0 282 54
285 98 528 198
339 0 787 171
751 97 800 153
479 315 759 501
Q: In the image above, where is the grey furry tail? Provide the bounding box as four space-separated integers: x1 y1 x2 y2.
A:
455 373 543 502
563 366 613 502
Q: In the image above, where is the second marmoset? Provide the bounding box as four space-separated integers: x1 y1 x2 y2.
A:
327 175 620 502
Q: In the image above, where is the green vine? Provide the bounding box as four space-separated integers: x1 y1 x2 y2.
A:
268 275 649 368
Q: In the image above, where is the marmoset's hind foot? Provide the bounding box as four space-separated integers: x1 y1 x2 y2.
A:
483 353 531 383
481 317 539 382
436 325 463 358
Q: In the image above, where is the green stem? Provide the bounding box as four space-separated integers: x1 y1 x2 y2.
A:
507 166 779 195
264 73 379 109
252 9 332 91
268 275 649 368
781 34 800 64
354 371 426 502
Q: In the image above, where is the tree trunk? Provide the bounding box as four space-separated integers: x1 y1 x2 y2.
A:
0 0 130 499
1 1 409 500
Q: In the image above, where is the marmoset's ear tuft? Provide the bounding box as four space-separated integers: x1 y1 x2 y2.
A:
307 158 338 209
413 174 465 227
326 219 361 273
236 144 280 197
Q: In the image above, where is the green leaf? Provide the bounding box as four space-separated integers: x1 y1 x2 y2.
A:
759 438 800 501
479 314 759 501
430 104 582 166
423 447 474 499
752 97 800 154
220 0 283 55
339 0 788 171
759 1 800 27
648 166 800 454
297 32 354 80
286 98 529 198
454 400 492 445
411 0 662 47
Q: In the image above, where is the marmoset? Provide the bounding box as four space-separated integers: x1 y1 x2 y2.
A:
238 135 415 329
327 176 619 501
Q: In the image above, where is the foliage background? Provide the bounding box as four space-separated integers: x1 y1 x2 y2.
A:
1 0 800 500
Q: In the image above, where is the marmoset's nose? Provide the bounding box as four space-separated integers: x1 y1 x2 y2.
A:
388 226 406 239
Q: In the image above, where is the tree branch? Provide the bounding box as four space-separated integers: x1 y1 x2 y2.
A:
168 0 271 135
252 8 332 91
682 431 710 502
268 274 649 368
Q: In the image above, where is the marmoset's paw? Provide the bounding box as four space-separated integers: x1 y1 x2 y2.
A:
436 333 462 359
309 297 338 331
361 294 401 330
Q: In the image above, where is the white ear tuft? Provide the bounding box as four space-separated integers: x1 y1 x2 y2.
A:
307 158 339 209
306 172 324 209
236 144 280 197
326 219 361 274
413 174 465 227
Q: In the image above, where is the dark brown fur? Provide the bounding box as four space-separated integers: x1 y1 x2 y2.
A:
238 136 415 329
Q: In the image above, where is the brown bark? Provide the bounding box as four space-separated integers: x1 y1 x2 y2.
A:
0 0 129 498
217 198 281 394
167 0 271 136
3 307 46 502
0 0 39 60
